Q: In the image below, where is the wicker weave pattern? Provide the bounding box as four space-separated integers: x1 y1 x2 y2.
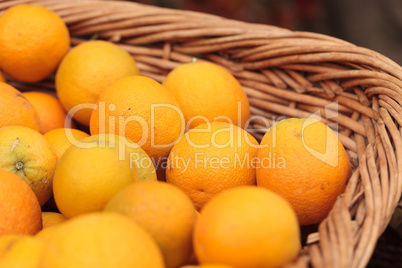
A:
1 0 401 267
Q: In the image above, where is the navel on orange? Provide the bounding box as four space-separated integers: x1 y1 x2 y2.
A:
0 126 58 206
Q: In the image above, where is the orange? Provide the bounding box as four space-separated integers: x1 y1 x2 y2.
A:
43 129 89 211
56 40 139 125
163 61 250 129
44 128 90 161
0 126 58 206
181 265 234 268
41 212 67 229
0 82 40 131
166 122 258 210
88 134 157 182
0 168 42 235
105 181 197 268
123 138 157 182
39 212 165 268
0 235 47 268
194 186 301 268
22 91 70 134
126 142 157 182
52 135 137 218
89 75 184 162
0 69 5 82
0 4 69 82
256 118 352 225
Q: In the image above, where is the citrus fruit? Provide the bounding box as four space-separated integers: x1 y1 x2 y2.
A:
22 91 69 134
256 118 352 225
0 235 47 268
39 212 165 268
124 139 157 182
56 40 139 125
89 75 184 162
127 143 157 182
0 82 40 131
41 212 67 229
44 128 90 161
0 4 70 82
43 127 90 210
0 126 57 206
163 61 250 129
0 69 5 82
105 181 197 268
166 122 258 210
194 186 301 268
52 135 137 218
0 168 42 235
89 134 157 182
181 265 234 268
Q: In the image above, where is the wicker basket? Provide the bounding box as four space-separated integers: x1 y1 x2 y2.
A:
1 0 401 267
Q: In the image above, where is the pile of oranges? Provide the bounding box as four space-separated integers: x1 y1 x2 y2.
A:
0 4 352 268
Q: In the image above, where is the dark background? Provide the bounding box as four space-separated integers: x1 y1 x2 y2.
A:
130 0 402 65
